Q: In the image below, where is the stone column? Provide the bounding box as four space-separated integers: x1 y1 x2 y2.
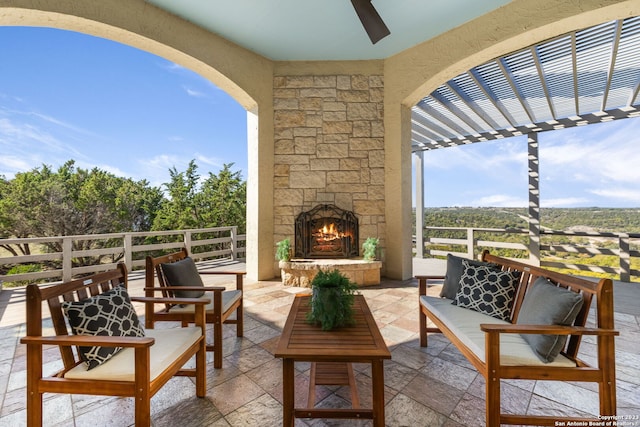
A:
272 71 386 275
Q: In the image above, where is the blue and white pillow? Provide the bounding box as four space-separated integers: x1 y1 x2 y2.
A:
453 260 521 321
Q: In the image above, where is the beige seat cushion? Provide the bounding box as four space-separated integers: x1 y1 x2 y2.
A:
168 289 241 314
420 296 576 367
64 326 201 381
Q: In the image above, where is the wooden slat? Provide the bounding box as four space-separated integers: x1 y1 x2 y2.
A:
276 294 390 426
275 296 391 359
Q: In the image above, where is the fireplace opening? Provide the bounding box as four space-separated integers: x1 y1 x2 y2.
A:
294 204 359 258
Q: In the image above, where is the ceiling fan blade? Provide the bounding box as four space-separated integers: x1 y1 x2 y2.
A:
350 0 390 44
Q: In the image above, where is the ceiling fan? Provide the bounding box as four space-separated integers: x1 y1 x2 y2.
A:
350 0 390 44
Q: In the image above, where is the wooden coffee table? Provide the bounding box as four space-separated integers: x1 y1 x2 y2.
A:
274 294 391 427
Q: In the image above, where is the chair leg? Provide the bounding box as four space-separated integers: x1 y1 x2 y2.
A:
419 308 427 347
196 337 206 397
26 346 43 427
236 304 243 337
134 397 151 427
213 321 223 369
599 336 617 415
26 390 43 427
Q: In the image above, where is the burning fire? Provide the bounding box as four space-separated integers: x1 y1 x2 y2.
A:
313 222 345 242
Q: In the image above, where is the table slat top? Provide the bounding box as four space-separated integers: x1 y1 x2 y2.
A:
275 295 391 360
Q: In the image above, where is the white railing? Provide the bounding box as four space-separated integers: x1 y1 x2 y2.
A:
419 226 640 283
0 227 246 285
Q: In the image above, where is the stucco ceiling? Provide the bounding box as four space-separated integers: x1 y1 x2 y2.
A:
146 0 513 61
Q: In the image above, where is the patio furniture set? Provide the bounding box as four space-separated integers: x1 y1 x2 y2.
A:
21 249 619 426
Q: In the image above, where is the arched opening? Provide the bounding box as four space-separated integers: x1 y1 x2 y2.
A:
0 3 276 280
0 26 248 185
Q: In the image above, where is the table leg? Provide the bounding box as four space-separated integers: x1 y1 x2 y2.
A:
371 360 385 427
282 359 295 427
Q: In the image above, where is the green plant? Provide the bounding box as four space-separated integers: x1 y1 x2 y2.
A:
306 269 358 330
275 238 291 261
4 264 43 287
362 237 379 261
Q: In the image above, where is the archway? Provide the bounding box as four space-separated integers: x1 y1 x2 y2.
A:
0 1 276 280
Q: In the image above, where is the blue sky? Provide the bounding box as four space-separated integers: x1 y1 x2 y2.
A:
2 27 640 208
0 26 247 188
423 119 640 208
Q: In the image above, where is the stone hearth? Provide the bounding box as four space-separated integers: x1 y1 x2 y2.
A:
279 259 382 287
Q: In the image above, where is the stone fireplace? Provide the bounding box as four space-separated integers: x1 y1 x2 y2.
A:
273 72 385 285
279 204 381 287
294 204 358 259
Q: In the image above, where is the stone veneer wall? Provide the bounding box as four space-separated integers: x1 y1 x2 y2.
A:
273 74 385 270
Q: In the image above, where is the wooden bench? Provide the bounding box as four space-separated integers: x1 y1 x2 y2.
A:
417 250 619 427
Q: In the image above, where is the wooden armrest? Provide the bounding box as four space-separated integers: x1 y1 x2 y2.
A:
480 323 620 336
416 275 445 294
198 271 244 290
143 286 225 292
199 271 244 276
21 335 155 348
131 296 211 305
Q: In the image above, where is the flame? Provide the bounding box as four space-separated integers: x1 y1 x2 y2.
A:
313 222 345 242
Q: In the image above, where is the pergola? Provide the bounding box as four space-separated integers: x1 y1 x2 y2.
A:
1 0 640 281
413 15 640 261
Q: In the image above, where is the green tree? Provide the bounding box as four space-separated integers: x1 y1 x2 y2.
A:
151 160 201 230
152 161 247 233
198 163 246 233
0 161 162 260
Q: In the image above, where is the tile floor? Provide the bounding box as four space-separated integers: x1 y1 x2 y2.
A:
0 260 638 426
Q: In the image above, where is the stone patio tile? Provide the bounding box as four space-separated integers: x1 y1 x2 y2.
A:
1 262 638 426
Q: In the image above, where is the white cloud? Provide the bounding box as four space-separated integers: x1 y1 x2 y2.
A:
71 159 130 179
424 138 526 173
471 194 528 207
195 154 225 168
541 197 590 207
137 154 189 187
542 120 640 185
0 108 89 171
0 117 60 147
184 86 208 98
589 187 640 204
0 155 33 178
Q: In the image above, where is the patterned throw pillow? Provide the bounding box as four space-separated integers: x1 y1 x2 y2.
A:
440 254 497 299
62 285 145 370
453 260 521 321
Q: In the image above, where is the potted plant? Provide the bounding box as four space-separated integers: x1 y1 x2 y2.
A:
306 269 358 331
276 238 291 262
362 237 379 261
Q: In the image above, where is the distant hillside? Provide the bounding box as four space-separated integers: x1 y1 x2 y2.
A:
421 207 640 233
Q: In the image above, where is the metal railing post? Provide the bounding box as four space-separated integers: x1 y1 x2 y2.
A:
414 151 425 258
619 233 630 282
528 132 541 266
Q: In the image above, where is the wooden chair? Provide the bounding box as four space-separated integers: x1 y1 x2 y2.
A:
21 263 207 427
144 248 244 368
